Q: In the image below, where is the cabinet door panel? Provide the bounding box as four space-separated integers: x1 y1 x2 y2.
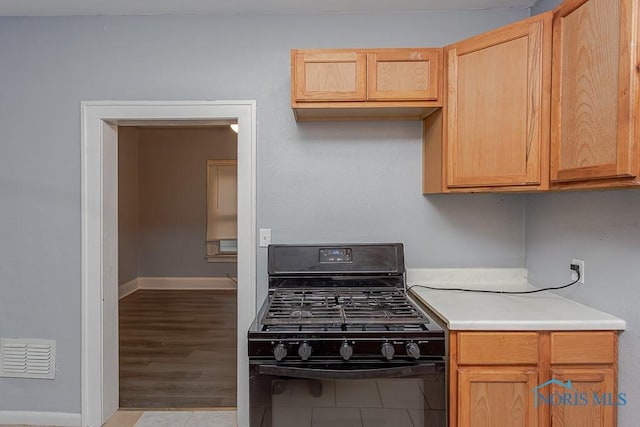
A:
367 49 440 101
445 14 550 189
458 367 539 427
294 51 366 102
551 0 636 184
549 367 617 427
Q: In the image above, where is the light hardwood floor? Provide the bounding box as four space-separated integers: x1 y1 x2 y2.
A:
119 290 237 409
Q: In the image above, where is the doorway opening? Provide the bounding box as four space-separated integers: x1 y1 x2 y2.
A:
117 124 238 409
81 101 256 427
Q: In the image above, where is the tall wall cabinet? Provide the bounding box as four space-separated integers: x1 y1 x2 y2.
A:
424 13 552 193
550 0 640 190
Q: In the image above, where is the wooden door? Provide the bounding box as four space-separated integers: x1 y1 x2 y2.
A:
550 0 638 186
549 367 617 427
444 13 551 189
366 49 441 101
458 366 540 427
293 50 366 102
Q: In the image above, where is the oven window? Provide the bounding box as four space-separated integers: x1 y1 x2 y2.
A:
252 377 445 427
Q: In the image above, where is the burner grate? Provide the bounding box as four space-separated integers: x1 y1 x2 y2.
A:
261 323 431 332
263 287 428 326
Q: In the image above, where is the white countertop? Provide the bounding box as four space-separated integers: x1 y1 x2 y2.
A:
406 268 626 331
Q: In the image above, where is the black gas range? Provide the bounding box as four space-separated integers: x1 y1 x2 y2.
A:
248 244 447 427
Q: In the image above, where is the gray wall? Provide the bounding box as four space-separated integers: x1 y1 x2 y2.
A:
117 126 237 285
118 127 140 285
530 0 562 15
137 127 237 278
0 10 529 412
525 191 640 427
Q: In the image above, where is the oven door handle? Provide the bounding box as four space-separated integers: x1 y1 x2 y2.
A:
257 363 439 380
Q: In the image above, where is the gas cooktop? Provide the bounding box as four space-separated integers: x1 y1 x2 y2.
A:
248 244 445 362
263 286 430 326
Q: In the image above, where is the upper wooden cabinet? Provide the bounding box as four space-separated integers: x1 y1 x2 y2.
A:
291 48 442 121
293 51 367 102
366 50 440 101
423 13 552 193
550 0 640 189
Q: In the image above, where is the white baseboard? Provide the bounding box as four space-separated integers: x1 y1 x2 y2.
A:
118 278 139 299
0 410 81 426
139 276 237 290
119 277 237 298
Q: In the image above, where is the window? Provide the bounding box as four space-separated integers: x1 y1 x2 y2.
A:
206 160 237 261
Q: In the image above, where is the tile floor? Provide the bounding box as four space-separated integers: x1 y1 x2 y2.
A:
130 411 236 427
0 410 237 427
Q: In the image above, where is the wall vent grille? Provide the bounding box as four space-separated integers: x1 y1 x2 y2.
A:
0 338 56 379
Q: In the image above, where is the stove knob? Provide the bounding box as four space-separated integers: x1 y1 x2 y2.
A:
340 342 354 361
381 342 395 361
406 342 421 360
298 342 312 361
273 343 287 361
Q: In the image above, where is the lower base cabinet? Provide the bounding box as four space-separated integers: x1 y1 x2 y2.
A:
458 367 540 426
549 367 616 427
450 331 619 427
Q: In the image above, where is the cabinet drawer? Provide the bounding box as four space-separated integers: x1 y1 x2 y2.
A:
457 332 538 365
551 332 616 364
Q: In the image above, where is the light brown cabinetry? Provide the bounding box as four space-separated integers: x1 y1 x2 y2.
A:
548 332 618 427
293 51 366 102
291 0 639 195
366 50 440 101
450 331 619 427
550 0 640 190
549 368 616 426
423 13 552 193
458 367 540 427
291 48 442 121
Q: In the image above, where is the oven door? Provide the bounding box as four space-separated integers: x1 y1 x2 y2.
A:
249 360 446 427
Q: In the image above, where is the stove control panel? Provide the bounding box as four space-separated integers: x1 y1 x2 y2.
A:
251 337 445 361
319 247 353 263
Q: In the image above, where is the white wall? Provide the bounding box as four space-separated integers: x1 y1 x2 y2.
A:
525 191 640 426
0 10 530 413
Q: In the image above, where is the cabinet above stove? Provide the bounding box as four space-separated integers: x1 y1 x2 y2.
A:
291 48 443 122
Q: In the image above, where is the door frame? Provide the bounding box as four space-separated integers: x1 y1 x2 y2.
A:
80 101 257 427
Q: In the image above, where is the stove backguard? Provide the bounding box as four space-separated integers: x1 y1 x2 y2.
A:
268 243 405 277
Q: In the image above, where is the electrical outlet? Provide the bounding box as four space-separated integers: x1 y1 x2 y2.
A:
259 229 271 247
571 258 585 284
